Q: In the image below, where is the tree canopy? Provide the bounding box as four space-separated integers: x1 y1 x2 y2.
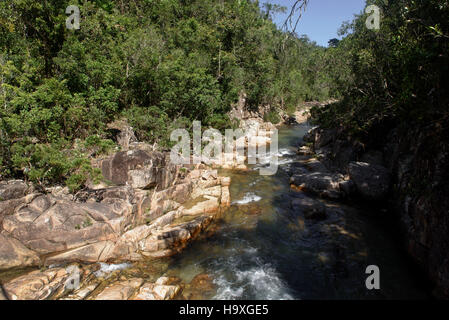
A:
2 0 446 192
0 0 333 190
310 0 449 144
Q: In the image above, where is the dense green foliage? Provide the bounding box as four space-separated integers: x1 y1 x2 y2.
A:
5 0 444 190
311 0 449 145
0 0 333 188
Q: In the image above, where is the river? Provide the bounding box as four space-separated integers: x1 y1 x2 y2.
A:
123 123 431 299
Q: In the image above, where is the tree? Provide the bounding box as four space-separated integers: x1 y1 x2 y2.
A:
0 0 338 189
283 0 309 33
328 38 340 48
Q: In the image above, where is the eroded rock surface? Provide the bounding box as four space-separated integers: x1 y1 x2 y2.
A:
0 146 231 277
99 150 177 190
134 277 181 300
3 268 69 300
0 181 30 202
95 278 144 300
0 234 40 270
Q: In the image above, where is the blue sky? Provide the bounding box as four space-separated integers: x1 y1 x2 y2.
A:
265 0 367 47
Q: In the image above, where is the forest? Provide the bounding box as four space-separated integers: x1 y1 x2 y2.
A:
0 0 448 193
0 0 337 191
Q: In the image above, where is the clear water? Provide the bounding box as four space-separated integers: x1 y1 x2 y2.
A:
153 124 431 300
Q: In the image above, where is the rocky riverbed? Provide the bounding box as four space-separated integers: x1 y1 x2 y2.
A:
291 107 448 298
0 107 280 300
0 106 438 300
0 134 235 300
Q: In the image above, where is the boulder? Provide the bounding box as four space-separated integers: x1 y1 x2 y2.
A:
95 278 144 300
146 182 193 222
221 186 231 207
139 216 213 258
110 225 154 261
106 120 137 151
297 146 314 156
191 185 221 199
303 127 319 143
348 162 390 200
99 150 177 190
1 192 134 261
294 109 310 124
74 186 135 203
338 180 356 197
0 180 30 201
148 208 184 229
134 278 181 300
3 268 69 300
220 177 231 187
0 234 40 270
0 158 231 270
290 172 343 200
111 212 215 260
301 159 330 173
0 194 38 226
314 128 337 149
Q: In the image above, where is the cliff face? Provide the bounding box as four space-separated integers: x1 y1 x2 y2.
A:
302 123 449 298
384 125 449 298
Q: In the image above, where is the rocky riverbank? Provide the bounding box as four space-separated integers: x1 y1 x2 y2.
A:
0 263 215 300
0 101 282 300
0 159 232 265
0 125 234 300
290 110 449 298
5 100 435 300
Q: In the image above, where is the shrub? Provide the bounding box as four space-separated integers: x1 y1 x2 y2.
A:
10 141 102 192
264 110 281 125
83 135 116 156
